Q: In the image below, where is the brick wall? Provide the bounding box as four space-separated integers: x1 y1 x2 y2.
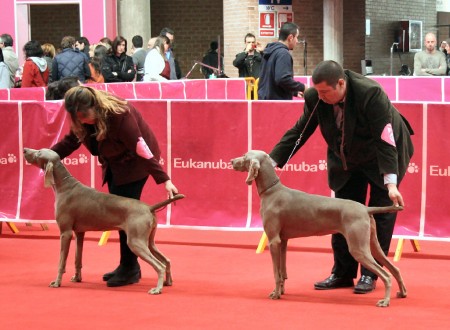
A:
366 0 437 75
30 5 80 50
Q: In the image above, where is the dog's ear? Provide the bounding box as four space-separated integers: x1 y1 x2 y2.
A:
245 159 260 185
44 162 55 188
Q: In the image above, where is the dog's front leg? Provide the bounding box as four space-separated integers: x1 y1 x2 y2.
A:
71 232 85 283
268 235 283 299
50 230 72 287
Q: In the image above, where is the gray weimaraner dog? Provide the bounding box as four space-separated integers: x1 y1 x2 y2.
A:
24 147 184 295
231 150 407 307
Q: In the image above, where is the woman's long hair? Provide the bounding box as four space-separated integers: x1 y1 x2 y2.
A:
153 36 170 60
64 86 129 141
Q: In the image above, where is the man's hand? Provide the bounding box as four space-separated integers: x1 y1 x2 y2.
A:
386 183 404 207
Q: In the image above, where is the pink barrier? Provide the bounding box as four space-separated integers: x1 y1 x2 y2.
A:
3 77 450 102
0 89 9 100
10 87 46 101
398 77 443 102
1 99 450 241
105 82 136 99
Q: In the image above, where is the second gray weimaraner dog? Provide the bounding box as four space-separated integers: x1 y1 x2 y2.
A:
231 150 407 307
24 147 184 295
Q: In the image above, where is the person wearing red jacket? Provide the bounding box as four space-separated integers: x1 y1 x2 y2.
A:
21 40 49 88
52 85 179 287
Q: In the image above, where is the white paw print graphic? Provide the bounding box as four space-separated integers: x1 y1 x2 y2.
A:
407 162 419 174
159 158 165 166
8 154 17 163
78 154 89 164
318 160 327 171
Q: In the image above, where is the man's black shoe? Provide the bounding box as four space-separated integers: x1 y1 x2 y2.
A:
314 274 354 290
353 275 376 294
106 268 141 287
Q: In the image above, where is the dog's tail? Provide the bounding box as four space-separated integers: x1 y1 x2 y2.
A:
367 205 403 215
150 194 185 212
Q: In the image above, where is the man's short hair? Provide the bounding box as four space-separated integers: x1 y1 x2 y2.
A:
160 27 174 37
278 22 299 42
312 60 345 87
61 36 76 49
210 40 218 51
0 34 14 47
244 33 256 42
76 36 89 46
132 35 143 48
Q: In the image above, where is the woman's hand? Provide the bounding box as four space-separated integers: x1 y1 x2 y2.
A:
164 180 179 199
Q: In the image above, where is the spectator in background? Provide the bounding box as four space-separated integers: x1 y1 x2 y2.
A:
143 36 170 81
233 33 263 79
257 22 305 100
445 39 450 75
99 37 113 53
75 36 90 59
102 36 136 83
0 48 10 88
160 27 182 79
45 76 80 100
42 43 56 83
131 35 146 82
86 44 107 83
440 40 448 55
21 40 49 88
0 33 19 88
201 40 223 79
52 36 90 82
147 37 157 50
413 32 447 76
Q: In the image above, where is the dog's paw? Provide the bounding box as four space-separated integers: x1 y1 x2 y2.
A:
49 281 61 288
376 298 390 307
269 290 281 299
71 274 82 283
396 290 407 298
148 287 162 295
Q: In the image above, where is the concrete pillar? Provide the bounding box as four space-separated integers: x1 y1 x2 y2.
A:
117 0 151 53
323 0 343 65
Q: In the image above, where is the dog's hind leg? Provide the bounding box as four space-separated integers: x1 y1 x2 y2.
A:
369 217 407 299
71 232 85 283
148 225 172 286
51 228 72 287
268 234 283 299
127 228 166 295
346 226 392 307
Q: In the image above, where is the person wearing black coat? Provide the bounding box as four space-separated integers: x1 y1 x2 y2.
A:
233 33 263 79
102 36 136 83
270 60 414 294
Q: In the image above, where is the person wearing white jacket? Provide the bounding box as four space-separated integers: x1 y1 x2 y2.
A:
143 36 170 82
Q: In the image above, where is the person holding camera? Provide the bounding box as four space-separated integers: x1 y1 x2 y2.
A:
233 33 263 79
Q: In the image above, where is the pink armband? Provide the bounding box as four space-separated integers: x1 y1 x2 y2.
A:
136 137 154 159
381 123 396 147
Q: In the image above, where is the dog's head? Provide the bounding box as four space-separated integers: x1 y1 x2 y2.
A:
231 150 267 185
24 148 61 188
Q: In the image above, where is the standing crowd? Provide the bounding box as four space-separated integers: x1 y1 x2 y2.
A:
0 27 184 90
